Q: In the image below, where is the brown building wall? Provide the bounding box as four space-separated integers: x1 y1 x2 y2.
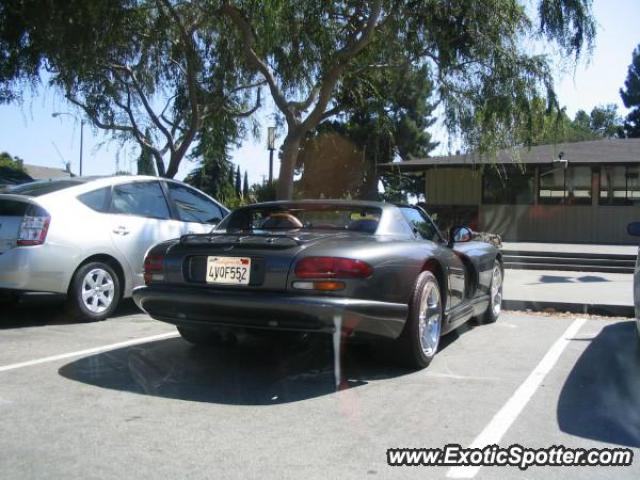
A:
425 167 481 206
481 204 640 244
423 165 640 244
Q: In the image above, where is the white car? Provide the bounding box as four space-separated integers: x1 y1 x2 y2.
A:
627 221 640 341
0 175 228 320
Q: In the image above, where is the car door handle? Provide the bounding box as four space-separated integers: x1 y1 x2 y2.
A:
113 226 130 236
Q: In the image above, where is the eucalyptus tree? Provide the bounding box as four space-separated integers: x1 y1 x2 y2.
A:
0 0 259 177
221 0 595 199
1 0 596 194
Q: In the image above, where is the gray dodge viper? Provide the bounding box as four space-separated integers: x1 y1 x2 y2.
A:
133 200 503 369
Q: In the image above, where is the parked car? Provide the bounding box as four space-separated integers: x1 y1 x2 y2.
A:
0 175 228 320
133 200 503 370
626 221 640 341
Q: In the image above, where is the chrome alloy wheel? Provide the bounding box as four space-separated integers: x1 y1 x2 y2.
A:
418 280 442 357
81 268 115 314
490 265 503 317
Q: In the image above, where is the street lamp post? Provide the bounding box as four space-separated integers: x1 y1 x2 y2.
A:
267 126 276 184
52 112 85 176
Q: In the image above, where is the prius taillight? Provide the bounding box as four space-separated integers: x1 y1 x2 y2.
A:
17 207 51 246
144 254 165 285
294 256 373 279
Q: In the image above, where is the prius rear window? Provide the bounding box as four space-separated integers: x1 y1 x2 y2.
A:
8 179 86 197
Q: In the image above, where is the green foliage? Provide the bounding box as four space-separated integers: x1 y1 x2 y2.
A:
573 106 621 138
0 0 257 177
587 104 624 138
516 98 594 145
242 171 249 198
250 181 276 202
222 0 595 198
185 104 242 205
517 99 622 145
0 152 24 171
0 0 596 197
312 63 438 201
620 44 640 138
234 165 241 197
183 156 235 205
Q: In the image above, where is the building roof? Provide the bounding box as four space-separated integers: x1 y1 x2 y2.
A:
23 164 73 180
379 138 640 171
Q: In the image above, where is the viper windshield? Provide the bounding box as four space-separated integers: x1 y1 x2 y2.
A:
217 204 382 233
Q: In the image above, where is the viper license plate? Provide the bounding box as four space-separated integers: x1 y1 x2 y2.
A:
206 256 251 285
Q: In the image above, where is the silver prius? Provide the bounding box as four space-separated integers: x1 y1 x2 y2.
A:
0 175 228 321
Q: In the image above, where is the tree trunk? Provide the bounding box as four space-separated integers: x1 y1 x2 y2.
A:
165 153 180 178
276 133 302 200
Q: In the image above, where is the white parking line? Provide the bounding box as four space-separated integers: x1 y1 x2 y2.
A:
0 331 180 373
446 317 587 479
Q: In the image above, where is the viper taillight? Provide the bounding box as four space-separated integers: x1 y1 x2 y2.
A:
144 254 165 285
294 256 373 279
17 207 50 246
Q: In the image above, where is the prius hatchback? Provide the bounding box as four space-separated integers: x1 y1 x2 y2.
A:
0 175 227 321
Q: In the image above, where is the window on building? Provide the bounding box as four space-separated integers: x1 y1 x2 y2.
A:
600 165 640 205
565 166 592 205
538 165 592 205
482 165 535 204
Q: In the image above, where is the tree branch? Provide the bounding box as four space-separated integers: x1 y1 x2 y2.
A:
319 105 344 122
301 0 384 131
230 79 267 94
156 0 201 177
66 96 134 133
221 4 296 127
226 87 262 118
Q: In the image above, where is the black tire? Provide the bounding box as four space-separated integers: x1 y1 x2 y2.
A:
477 260 503 325
177 325 238 347
66 261 121 322
392 270 443 370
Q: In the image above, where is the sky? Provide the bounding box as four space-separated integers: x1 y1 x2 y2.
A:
0 0 638 186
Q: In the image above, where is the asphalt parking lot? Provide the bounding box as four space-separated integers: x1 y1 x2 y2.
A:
0 302 639 479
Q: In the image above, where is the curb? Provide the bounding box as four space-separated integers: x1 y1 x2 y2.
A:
503 299 634 318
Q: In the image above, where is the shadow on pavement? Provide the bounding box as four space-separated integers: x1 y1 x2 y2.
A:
0 298 142 329
576 275 608 283
557 321 640 448
537 275 574 284
58 328 467 405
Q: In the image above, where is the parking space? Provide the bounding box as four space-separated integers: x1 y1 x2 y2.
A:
0 307 638 479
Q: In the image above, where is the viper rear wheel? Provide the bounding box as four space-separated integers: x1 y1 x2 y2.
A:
393 270 443 369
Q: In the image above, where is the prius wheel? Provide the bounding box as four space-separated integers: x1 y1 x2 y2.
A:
67 261 121 322
394 270 443 370
177 326 238 347
478 261 503 324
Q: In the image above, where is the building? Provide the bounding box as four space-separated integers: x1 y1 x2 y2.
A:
0 163 73 190
380 138 640 244
23 164 73 181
